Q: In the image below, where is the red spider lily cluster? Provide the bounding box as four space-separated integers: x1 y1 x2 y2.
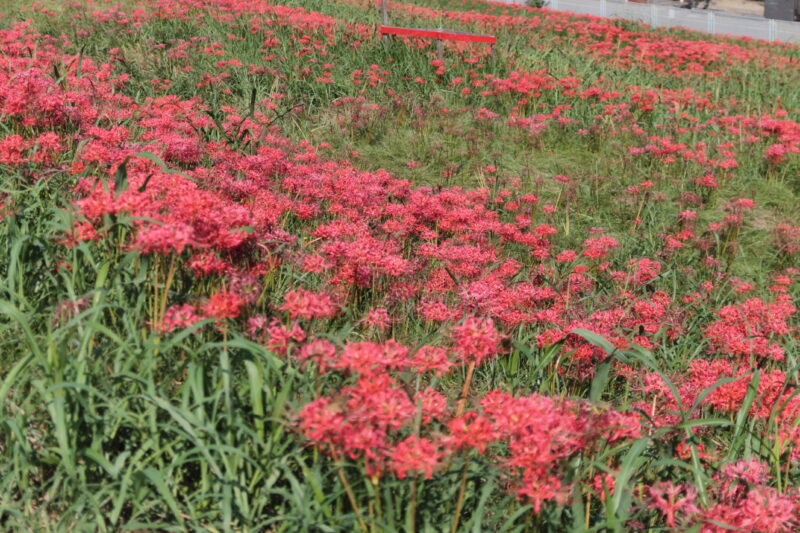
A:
296 336 641 512
3 0 800 528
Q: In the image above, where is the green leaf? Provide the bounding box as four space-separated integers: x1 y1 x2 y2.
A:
726 370 761 461
677 417 731 430
230 225 255 234
114 156 130 197
138 468 184 525
571 329 619 402
611 438 649 516
0 353 34 413
137 172 154 193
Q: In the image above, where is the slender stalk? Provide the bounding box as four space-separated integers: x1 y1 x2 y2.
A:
158 253 178 326
222 323 231 420
584 491 591 530
407 476 418 533
632 196 646 233
375 477 383 528
413 373 422 433
455 362 476 418
450 457 470 533
334 452 368 532
368 499 375 533
151 254 160 326
407 373 423 532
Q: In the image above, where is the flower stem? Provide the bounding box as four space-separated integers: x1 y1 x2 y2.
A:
158 253 178 325
373 477 382 532
407 476 418 533
450 457 470 533
455 361 476 418
335 457 368 532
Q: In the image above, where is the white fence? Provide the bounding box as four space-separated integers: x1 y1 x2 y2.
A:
498 0 800 42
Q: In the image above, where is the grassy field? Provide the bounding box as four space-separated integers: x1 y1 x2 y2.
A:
1 0 799 530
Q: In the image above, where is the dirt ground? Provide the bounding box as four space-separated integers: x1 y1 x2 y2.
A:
665 0 765 16
707 0 764 16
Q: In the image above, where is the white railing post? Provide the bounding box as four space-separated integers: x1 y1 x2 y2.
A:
769 18 778 42
706 11 715 34
551 0 559 10
381 0 388 42
651 4 659 27
600 0 607 17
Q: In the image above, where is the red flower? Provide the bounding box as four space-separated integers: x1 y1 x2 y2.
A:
202 291 242 320
280 289 338 321
451 317 503 366
446 412 496 453
390 435 441 480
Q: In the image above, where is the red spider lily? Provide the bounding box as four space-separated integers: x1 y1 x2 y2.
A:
704 294 796 362
390 435 443 480
408 345 454 377
202 290 242 321
648 482 699 528
156 303 203 333
445 411 496 454
451 316 503 366
280 288 338 320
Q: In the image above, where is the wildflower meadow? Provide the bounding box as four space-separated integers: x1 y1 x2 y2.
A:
1 0 800 530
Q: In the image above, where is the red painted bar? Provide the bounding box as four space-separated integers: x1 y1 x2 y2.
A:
380 26 497 44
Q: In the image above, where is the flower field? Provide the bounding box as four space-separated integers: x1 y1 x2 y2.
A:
1 0 800 530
